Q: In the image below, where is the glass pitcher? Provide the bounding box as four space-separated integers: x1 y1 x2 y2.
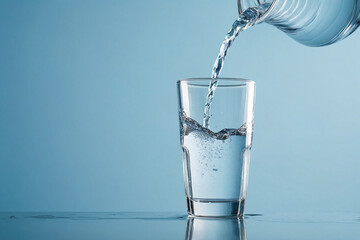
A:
238 0 360 46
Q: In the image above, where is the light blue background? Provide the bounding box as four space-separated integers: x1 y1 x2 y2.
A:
0 0 359 213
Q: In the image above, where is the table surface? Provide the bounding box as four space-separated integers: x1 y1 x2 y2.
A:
1 212 359 239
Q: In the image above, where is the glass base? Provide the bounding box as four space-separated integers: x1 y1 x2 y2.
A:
187 197 245 218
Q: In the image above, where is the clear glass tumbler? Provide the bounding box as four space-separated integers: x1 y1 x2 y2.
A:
177 78 255 217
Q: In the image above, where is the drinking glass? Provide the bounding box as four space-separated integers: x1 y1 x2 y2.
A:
177 78 255 217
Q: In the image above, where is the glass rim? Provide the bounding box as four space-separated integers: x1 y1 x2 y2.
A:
177 78 255 87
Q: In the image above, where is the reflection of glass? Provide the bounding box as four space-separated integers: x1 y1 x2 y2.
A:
185 217 246 240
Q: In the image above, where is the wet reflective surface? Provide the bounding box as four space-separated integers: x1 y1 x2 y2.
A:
1 212 359 239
